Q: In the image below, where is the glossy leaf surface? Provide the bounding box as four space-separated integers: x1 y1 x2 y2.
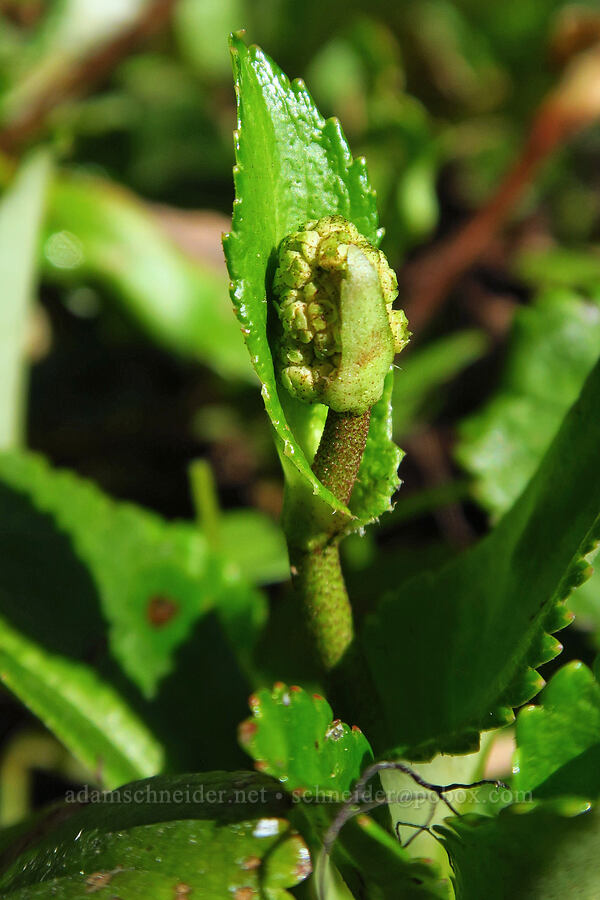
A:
239 683 372 798
440 801 600 900
360 357 600 758
514 661 600 800
0 772 311 899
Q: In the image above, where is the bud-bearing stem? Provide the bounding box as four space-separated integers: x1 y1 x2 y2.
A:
290 408 371 671
275 215 408 672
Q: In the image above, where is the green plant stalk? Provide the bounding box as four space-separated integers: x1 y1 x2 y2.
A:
290 409 371 670
273 218 407 672
189 457 221 551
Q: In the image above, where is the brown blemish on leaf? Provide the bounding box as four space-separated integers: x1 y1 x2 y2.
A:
174 883 192 898
234 889 255 900
241 856 261 871
85 870 119 893
238 720 257 745
147 595 179 628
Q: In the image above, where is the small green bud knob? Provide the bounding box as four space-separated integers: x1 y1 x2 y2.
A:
272 215 409 414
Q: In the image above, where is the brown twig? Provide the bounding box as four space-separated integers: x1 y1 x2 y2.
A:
0 0 178 153
403 45 600 333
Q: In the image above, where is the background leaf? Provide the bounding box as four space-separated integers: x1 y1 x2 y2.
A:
0 618 163 789
456 288 600 516
0 450 265 698
42 172 252 380
393 330 488 438
0 0 147 130
0 450 267 776
219 509 289 585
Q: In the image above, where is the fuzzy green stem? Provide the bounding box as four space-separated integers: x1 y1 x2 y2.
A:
290 542 353 670
290 409 370 670
312 409 372 506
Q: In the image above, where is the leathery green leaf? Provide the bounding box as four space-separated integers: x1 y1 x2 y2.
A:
239 682 373 798
238 686 449 899
359 357 600 759
439 802 600 900
514 661 600 800
0 772 311 899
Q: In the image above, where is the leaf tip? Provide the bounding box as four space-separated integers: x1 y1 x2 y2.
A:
229 29 247 51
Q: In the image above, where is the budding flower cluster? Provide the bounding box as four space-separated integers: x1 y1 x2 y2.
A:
272 215 409 410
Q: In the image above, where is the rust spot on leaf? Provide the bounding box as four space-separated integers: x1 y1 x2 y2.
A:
238 720 257 744
147 595 179 628
241 856 261 871
234 889 255 900
85 871 114 893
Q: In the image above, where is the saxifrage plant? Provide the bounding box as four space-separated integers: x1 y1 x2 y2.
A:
0 30 599 900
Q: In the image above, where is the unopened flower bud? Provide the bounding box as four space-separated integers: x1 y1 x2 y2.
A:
272 215 409 414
